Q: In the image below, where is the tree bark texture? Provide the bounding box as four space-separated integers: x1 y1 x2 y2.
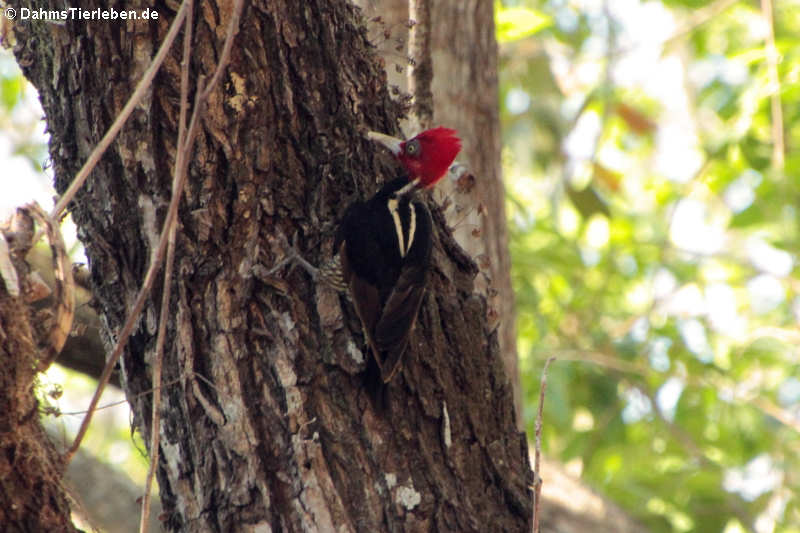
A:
1 211 79 532
358 0 522 425
13 1 531 531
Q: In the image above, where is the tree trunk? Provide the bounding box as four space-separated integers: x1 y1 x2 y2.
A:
12 1 531 531
1 209 79 532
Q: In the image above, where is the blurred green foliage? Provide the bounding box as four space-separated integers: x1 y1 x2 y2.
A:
0 50 48 172
498 0 799 531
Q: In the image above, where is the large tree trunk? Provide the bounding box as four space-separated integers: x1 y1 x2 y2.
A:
12 1 531 531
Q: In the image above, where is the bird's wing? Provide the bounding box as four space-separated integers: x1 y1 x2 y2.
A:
340 241 385 371
373 201 432 382
373 264 428 382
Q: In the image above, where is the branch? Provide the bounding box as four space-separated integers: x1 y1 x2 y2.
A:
408 0 433 130
45 424 162 533
25 204 75 373
760 0 784 169
62 0 190 463
532 356 555 533
65 0 244 463
138 1 194 531
549 347 800 434
660 0 737 53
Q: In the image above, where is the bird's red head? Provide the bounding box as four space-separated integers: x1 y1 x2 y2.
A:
368 127 462 188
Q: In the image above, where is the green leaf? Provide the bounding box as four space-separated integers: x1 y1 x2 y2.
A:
729 204 765 228
495 3 551 43
0 74 23 111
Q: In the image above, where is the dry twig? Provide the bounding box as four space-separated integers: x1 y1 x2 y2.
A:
25 203 75 372
62 0 190 464
760 0 784 169
65 0 244 464
552 347 800 435
138 1 194 530
532 356 555 533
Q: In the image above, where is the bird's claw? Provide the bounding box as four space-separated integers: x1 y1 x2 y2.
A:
259 232 295 276
264 231 319 279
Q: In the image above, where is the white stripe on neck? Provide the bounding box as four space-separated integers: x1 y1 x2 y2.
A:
386 179 420 258
405 203 417 255
397 178 420 197
387 198 406 257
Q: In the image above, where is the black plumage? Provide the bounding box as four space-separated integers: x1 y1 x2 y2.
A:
335 176 432 383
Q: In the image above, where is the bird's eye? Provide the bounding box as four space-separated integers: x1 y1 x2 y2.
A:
405 139 421 156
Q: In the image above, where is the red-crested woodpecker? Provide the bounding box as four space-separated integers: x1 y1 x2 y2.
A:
289 127 461 383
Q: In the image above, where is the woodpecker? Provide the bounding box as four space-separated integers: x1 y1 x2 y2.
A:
290 127 461 383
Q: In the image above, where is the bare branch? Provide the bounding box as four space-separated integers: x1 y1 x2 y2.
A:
551 347 800 435
532 356 555 533
138 1 194 531
65 0 243 462
24 203 75 372
760 0 784 169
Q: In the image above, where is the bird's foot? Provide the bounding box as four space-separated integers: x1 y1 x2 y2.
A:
257 232 319 278
260 233 347 293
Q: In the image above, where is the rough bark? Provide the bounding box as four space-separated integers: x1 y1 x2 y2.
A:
359 0 522 425
13 1 531 532
0 213 79 532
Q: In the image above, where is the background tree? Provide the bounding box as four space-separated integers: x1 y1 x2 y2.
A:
7 0 530 531
499 0 800 531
